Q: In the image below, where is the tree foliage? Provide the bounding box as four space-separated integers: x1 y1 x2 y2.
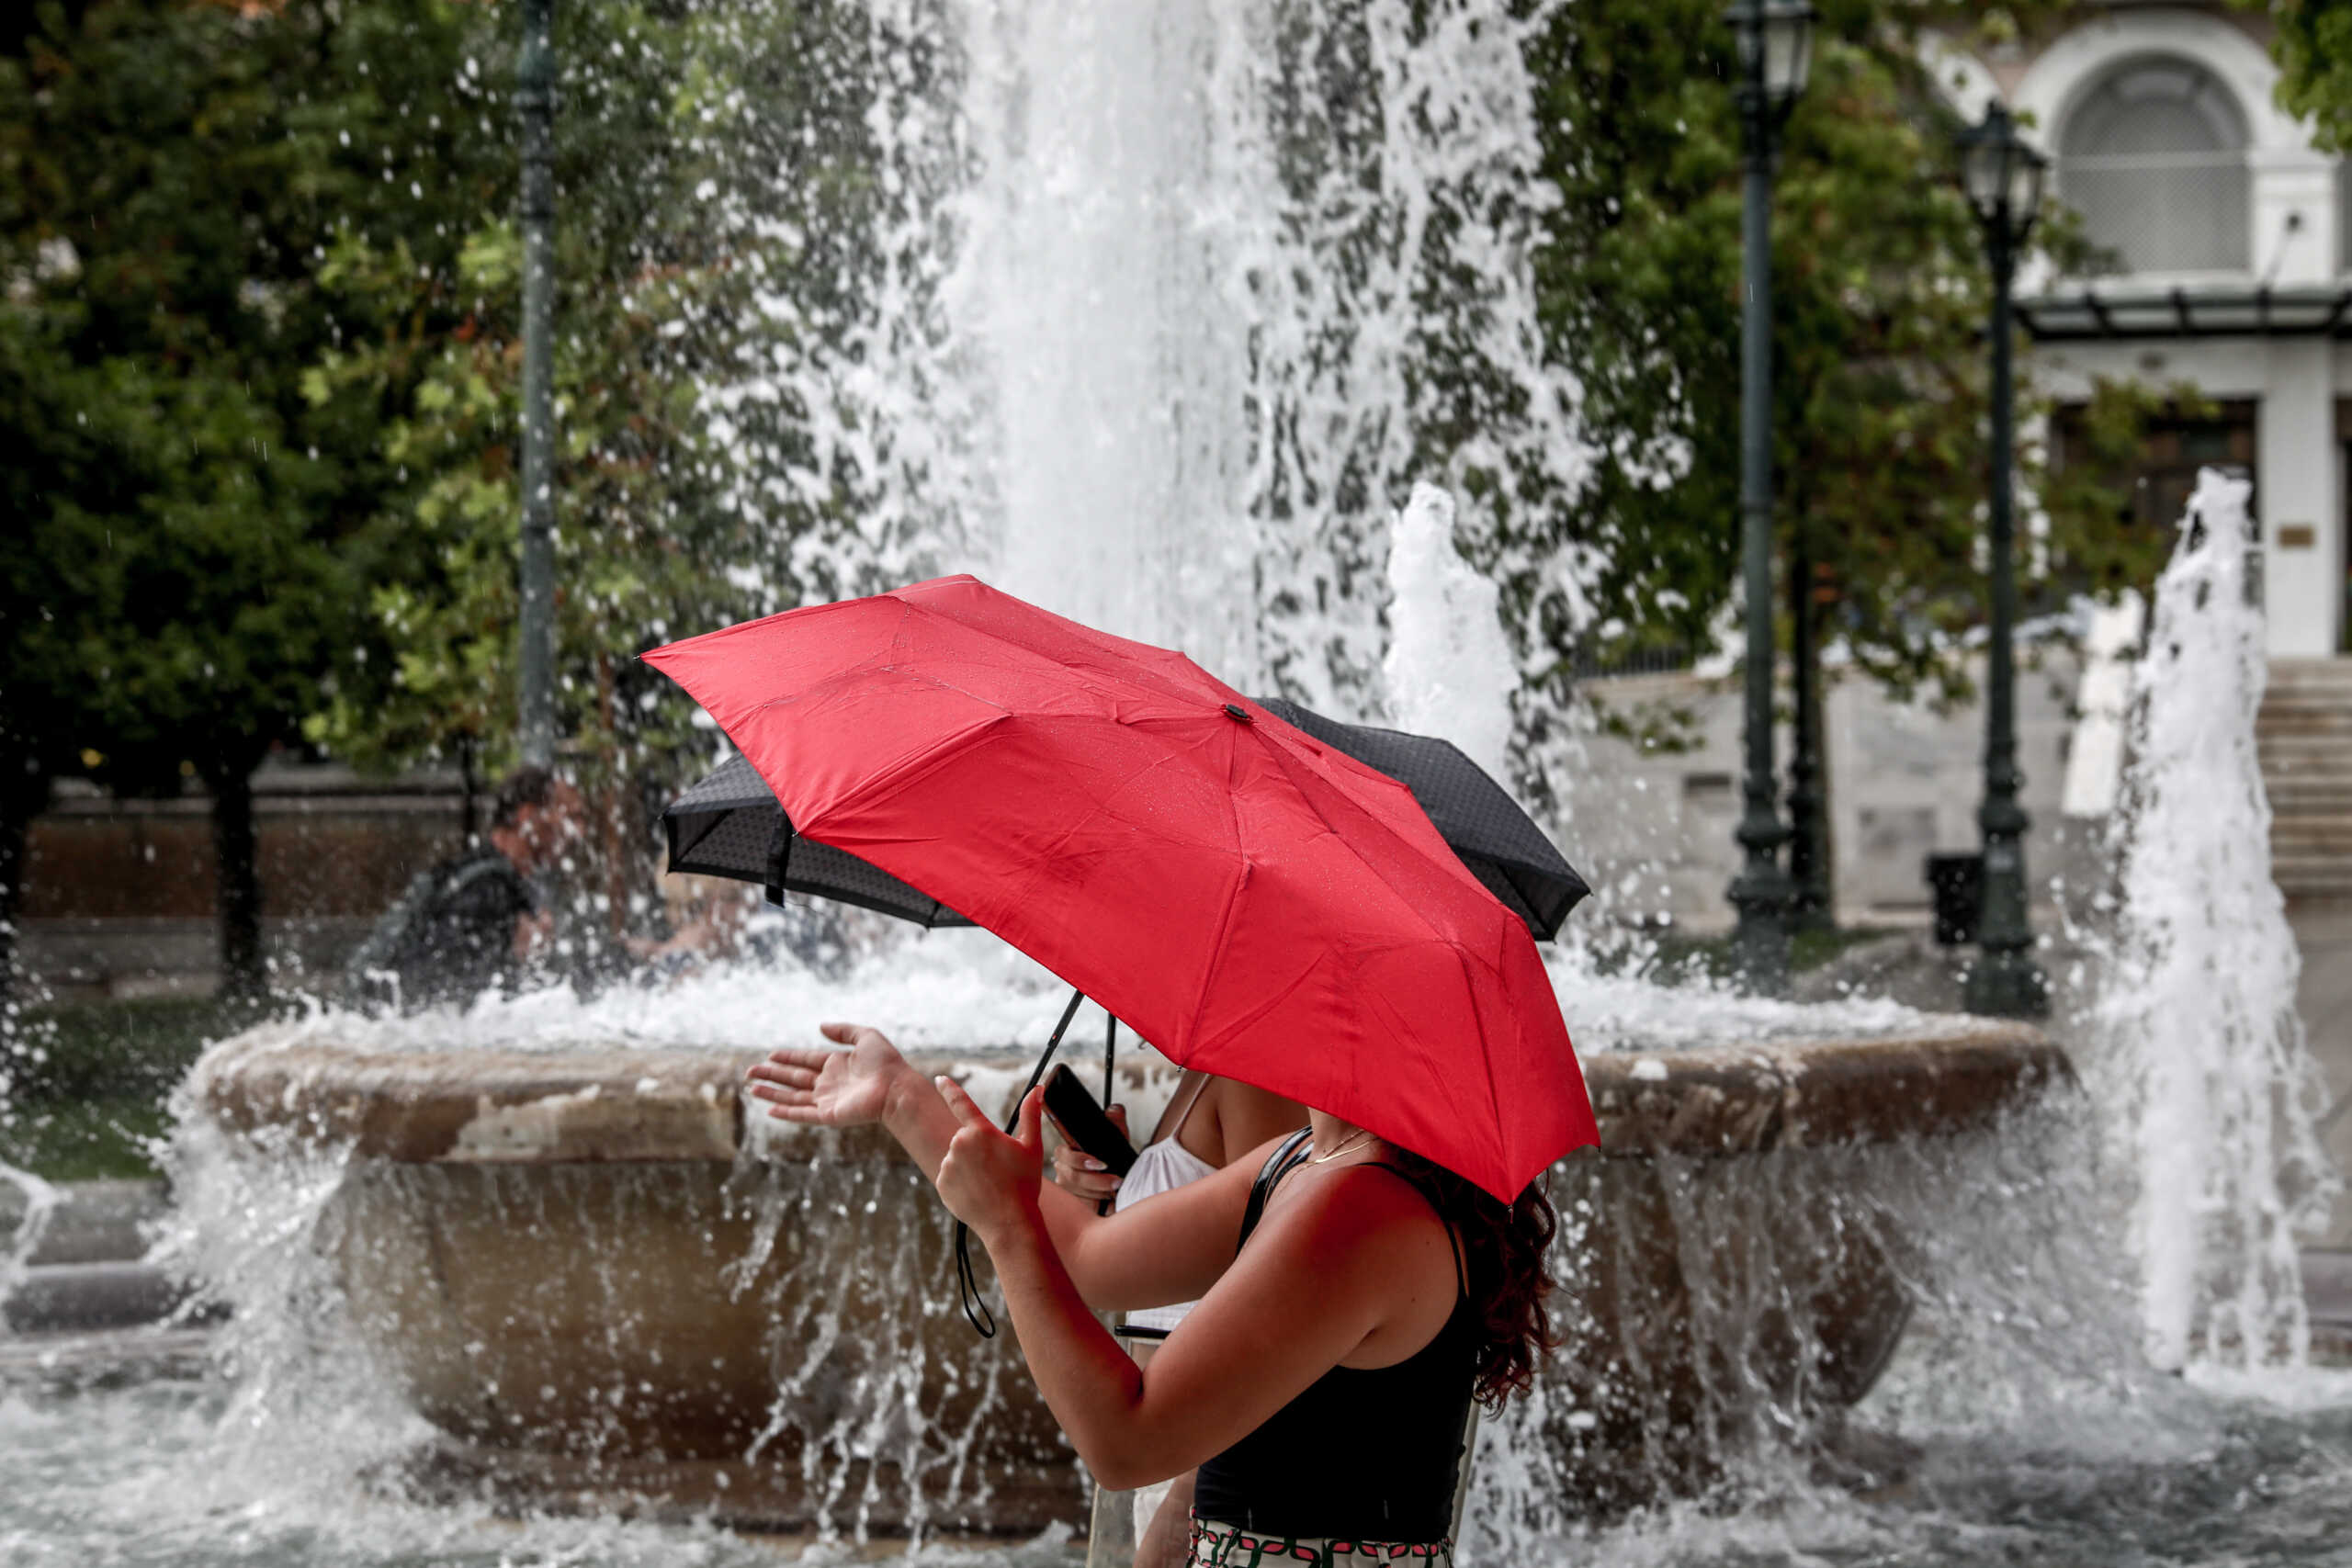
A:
2273 0 2352 151
299 0 892 936
0 0 416 996
1526 0 2174 710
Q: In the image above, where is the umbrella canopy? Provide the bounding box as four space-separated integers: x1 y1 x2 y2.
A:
1253 699 1589 939
663 751 973 927
644 575 1596 1201
662 710 1586 941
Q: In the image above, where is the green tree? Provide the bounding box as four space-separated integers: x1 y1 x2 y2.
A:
0 0 478 999
2273 0 2352 149
0 330 140 1010
1517 0 2173 908
301 0 888 934
1531 0 2167 688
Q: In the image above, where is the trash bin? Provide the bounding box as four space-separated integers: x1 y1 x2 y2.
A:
1925 852 1983 946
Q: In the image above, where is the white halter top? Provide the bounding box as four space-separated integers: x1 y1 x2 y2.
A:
1113 1072 1217 1335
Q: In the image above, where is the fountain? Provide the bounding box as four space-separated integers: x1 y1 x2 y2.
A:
7 1 2346 1564
151 0 2061 1540
179 998 2066 1536
2084 468 2339 1371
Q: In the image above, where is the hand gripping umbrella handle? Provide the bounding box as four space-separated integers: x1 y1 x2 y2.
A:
956 986 1090 1338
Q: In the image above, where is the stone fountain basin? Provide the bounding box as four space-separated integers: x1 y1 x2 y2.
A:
189 1019 2068 1531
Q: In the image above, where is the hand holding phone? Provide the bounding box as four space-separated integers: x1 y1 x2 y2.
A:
1042 1064 1137 1179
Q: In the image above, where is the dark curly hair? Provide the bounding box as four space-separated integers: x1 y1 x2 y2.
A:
1391 1149 1560 1409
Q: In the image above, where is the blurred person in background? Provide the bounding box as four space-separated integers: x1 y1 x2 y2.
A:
345 766 582 1010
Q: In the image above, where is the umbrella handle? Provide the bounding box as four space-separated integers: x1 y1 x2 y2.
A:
956 986 1090 1338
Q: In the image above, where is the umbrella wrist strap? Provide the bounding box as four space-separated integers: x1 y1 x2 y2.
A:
956 985 1088 1338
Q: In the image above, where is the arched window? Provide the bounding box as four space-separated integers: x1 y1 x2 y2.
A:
2057 58 2251 276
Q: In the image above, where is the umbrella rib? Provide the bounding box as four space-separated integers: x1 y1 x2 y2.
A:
890 595 1213 711
1453 940 1509 1181
1172 712 1255 1061
991 728 1238 891
1250 731 1470 952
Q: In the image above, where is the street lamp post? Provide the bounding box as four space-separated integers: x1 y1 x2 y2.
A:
1724 0 1815 990
1786 542 1831 930
516 0 558 769
1957 103 2051 1018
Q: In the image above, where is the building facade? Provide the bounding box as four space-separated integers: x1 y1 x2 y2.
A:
1937 4 2352 656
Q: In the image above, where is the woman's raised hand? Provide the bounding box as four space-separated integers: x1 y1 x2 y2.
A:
935 1079 1046 1241
745 1021 911 1127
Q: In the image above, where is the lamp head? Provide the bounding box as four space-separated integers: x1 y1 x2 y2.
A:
1725 0 1817 121
1957 101 2049 247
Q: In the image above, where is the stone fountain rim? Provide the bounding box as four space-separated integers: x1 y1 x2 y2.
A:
188 1014 2068 1168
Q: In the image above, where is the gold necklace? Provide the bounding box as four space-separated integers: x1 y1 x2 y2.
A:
1310 1129 1374 1165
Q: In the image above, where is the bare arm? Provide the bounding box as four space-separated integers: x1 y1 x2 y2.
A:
935 1084 1450 1491
745 1027 1251 1309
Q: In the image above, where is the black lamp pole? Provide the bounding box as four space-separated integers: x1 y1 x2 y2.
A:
1724 0 1815 990
1786 540 1831 930
516 0 558 769
1958 103 2051 1018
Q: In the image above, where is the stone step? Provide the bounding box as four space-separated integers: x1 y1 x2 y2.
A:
2267 657 2352 684
2253 727 2352 749
2265 718 2352 739
0 1179 168 1268
0 1261 209 1334
2272 797 2352 817
2272 844 2352 867
2266 687 2352 705
2261 681 2352 701
2268 779 2352 802
2267 804 2352 827
2266 689 2352 706
2257 661 2352 895
2264 669 2352 684
2271 861 2352 895
2256 712 2352 736
2254 749 2352 774
2275 819 2352 841
0 1325 216 1393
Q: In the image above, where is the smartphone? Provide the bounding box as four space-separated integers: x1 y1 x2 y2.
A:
1042 1064 1137 1179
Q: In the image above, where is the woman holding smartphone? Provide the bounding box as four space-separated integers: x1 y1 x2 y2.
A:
1050 1068 1306 1566
747 1022 1559 1568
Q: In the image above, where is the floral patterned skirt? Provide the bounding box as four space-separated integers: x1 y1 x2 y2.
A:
1184 1513 1453 1566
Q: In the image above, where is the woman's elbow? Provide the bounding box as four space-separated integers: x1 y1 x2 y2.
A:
1072 1412 1188 1493
1083 1441 1182 1494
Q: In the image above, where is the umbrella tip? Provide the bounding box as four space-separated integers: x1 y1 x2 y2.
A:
1223 703 1254 724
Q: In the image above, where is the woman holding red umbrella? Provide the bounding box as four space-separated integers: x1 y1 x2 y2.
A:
664 576 1590 1558
747 1023 1560 1567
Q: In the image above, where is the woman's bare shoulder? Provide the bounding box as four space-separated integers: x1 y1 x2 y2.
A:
1204 1079 1310 1162
1256 1156 1448 1261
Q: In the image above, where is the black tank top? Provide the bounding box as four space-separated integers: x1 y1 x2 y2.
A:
1191 1132 1477 1541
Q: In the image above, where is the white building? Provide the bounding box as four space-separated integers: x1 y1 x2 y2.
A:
1936 5 2349 657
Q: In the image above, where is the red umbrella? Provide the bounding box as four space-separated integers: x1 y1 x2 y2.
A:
644 575 1596 1201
